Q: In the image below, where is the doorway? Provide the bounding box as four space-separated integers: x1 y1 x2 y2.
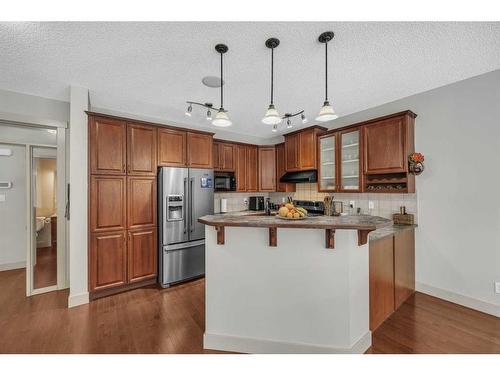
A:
0 123 67 297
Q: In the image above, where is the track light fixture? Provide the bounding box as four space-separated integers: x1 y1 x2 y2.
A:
185 43 232 127
316 31 338 122
262 38 306 132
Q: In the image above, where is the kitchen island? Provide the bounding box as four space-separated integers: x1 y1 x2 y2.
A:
198 212 393 353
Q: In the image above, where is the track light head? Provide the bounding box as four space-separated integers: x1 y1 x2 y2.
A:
185 104 193 117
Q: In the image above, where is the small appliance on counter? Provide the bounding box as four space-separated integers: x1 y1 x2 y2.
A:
249 196 265 211
214 171 236 192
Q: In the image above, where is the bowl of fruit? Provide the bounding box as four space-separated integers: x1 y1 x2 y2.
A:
277 203 308 220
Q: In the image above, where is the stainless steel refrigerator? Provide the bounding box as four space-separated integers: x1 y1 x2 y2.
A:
158 167 214 287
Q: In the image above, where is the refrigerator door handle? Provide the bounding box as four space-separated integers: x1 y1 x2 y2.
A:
183 177 188 234
190 177 194 232
164 239 205 251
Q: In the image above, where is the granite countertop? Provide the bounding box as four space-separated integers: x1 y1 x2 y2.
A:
199 211 392 231
202 211 416 241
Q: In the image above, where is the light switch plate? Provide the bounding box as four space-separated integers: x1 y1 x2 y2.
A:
349 200 355 208
0 193 5 202
495 282 500 294
368 201 375 209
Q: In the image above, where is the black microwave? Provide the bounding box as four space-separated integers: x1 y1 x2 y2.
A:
214 172 236 192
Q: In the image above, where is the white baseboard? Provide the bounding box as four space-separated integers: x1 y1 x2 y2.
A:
416 282 500 318
204 331 371 354
0 261 26 271
68 292 89 308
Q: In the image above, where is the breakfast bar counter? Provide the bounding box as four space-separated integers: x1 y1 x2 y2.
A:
200 211 399 354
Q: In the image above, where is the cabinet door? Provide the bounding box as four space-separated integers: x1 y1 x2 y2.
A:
90 231 127 291
128 227 157 283
213 142 220 170
318 134 337 191
90 176 127 232
246 145 258 192
89 116 127 175
369 236 395 331
339 128 361 192
276 143 295 192
236 145 247 192
127 123 157 176
364 117 406 174
127 176 156 229
298 128 317 170
258 146 276 192
394 229 415 309
187 132 213 168
285 133 299 171
221 143 235 171
158 128 187 166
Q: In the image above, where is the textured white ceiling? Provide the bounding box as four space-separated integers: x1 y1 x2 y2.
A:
1 22 499 139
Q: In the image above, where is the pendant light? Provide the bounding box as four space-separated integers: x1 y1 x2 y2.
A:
212 44 232 127
262 38 307 132
316 31 338 122
185 44 231 127
262 38 282 125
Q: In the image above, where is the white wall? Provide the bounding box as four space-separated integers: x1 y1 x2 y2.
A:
321 69 500 315
68 86 89 308
0 143 26 270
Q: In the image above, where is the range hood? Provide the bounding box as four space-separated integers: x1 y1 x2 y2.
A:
280 170 317 183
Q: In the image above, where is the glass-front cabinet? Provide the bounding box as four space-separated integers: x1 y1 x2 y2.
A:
318 128 362 192
319 134 336 191
339 129 360 191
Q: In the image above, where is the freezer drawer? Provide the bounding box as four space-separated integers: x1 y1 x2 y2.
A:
161 241 205 287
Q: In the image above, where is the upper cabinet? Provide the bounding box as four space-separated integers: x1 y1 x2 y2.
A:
339 128 362 192
246 145 258 192
235 145 247 192
158 128 213 169
213 141 235 171
318 134 337 191
158 128 187 167
187 132 213 168
127 123 157 176
284 126 326 172
89 116 127 175
364 117 406 174
276 143 295 192
258 146 276 192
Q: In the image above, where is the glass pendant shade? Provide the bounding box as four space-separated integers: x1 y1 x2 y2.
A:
262 104 282 125
212 109 232 127
315 101 338 122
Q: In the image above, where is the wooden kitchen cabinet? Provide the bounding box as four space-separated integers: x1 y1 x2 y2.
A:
187 132 213 168
258 146 276 192
394 228 415 309
369 235 395 331
364 115 410 174
235 145 247 192
275 143 295 192
284 126 326 172
89 116 127 175
127 227 157 283
127 123 157 176
90 230 128 291
157 128 187 167
127 176 156 230
246 145 258 192
90 175 127 232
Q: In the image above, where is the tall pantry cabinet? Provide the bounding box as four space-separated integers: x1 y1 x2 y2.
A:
89 116 157 296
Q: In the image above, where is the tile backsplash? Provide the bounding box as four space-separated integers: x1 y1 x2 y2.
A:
269 183 418 223
214 192 268 213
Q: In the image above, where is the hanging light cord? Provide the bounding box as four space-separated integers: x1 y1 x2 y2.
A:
220 51 224 110
271 46 274 105
324 41 328 103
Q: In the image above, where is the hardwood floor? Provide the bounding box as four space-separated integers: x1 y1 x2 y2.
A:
0 269 498 354
33 246 57 289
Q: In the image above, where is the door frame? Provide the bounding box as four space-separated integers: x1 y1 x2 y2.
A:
0 118 68 297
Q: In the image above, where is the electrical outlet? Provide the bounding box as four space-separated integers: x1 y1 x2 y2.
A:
243 198 248 205
495 282 500 294
349 200 355 208
368 201 375 210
